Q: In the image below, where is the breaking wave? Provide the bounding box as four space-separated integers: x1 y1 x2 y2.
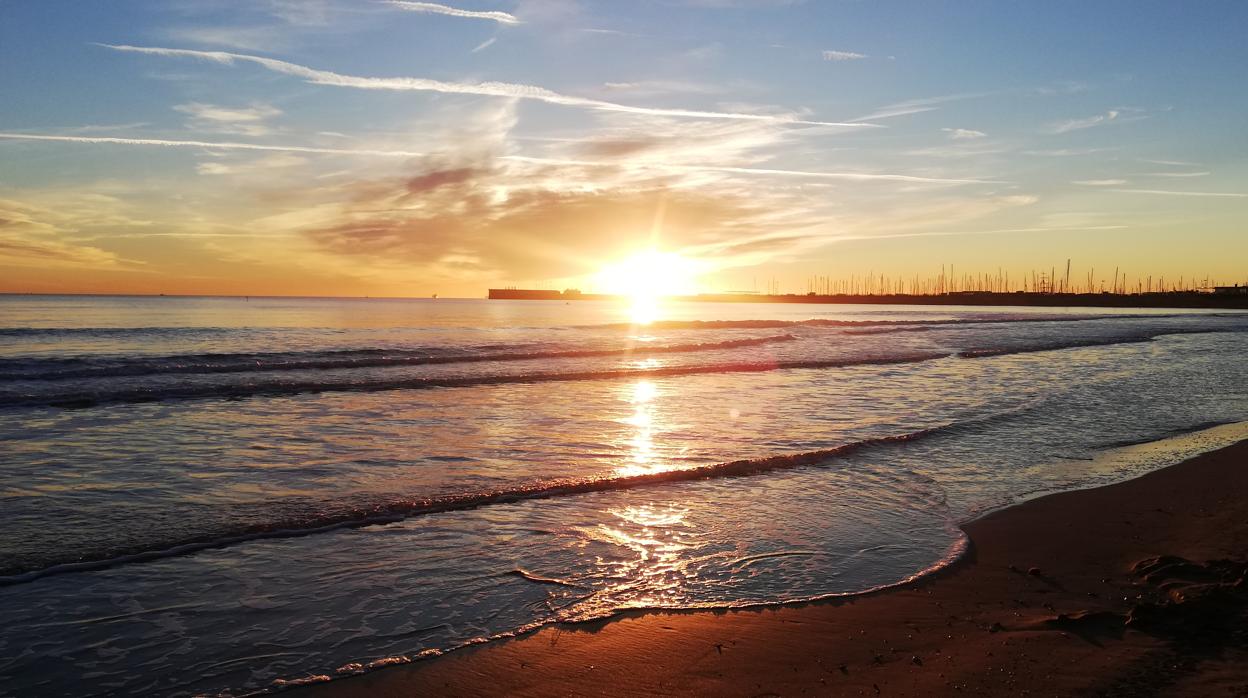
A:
0 334 797 382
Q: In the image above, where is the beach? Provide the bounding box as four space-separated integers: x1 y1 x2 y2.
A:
6 4 1248 695
2 297 1246 696
299 436 1248 697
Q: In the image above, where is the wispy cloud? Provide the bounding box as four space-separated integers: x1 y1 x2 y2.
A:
383 1 520 25
838 223 1128 243
822 50 866 61
1022 147 1114 157
164 26 293 52
100 44 875 128
1058 110 1117 132
580 28 643 37
851 105 936 121
942 128 986 140
196 152 308 176
1141 158 1200 167
600 80 720 97
504 155 996 184
1142 170 1210 178
0 132 427 158
1073 179 1128 186
471 37 497 52
0 132 991 185
849 93 989 123
1109 188 1247 198
1048 108 1143 133
174 102 282 136
0 198 140 269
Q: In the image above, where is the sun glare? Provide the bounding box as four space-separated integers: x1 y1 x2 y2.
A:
596 249 702 325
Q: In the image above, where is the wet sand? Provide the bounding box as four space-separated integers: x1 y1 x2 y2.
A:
298 438 1248 697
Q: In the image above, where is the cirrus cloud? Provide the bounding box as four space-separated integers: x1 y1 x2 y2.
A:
383 1 521 25
101 44 876 129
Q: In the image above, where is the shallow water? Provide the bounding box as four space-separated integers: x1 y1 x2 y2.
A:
1 295 1246 696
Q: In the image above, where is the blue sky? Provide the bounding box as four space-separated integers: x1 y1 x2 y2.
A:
2 0 1246 295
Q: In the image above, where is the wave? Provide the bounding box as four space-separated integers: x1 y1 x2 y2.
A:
587 312 1190 331
8 327 1235 411
842 326 933 336
256 530 971 697
0 414 1004 586
0 334 797 382
247 416 1248 696
0 326 242 338
0 351 949 409
956 328 1232 358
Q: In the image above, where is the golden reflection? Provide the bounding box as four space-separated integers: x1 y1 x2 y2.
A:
594 249 702 326
629 294 660 326
615 380 663 477
590 504 693 607
631 380 657 404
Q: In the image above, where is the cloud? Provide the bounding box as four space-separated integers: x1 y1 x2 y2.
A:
600 80 719 97
833 223 1128 244
822 50 866 61
0 131 993 184
405 166 483 192
383 1 521 25
100 44 874 128
686 0 805 7
265 0 339 27
849 92 990 123
580 28 643 37
852 105 937 121
504 154 995 184
174 102 282 136
0 236 121 267
1109 188 1247 198
1049 110 1120 134
1143 171 1210 178
223 105 999 282
1022 147 1114 157
0 132 428 157
304 174 795 280
905 144 1008 160
196 153 308 176
0 199 134 269
1072 179 1128 186
1140 158 1200 167
471 37 498 52
164 26 293 52
942 128 986 140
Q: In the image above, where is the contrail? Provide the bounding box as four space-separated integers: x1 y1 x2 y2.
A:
1109 188 1246 198
504 155 997 184
383 1 520 25
0 132 990 184
99 44 879 129
0 132 428 157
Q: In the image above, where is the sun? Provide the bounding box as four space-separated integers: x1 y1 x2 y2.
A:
595 249 702 324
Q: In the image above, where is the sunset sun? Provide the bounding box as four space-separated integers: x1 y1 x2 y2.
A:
4 2 1248 696
595 249 702 324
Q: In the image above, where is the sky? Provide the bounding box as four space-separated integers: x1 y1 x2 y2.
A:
1 0 1246 297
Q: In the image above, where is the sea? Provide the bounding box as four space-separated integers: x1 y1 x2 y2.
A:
1 294 1246 696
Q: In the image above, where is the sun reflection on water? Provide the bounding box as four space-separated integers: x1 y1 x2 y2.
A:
616 380 663 477
582 503 695 609
629 295 660 326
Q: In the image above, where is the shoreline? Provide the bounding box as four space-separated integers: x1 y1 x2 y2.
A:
488 289 1248 310
5 291 1248 312
294 429 1248 697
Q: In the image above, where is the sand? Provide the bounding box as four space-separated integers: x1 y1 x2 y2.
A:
297 439 1248 697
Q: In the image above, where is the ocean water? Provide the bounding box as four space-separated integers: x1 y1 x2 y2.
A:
1 295 1246 696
